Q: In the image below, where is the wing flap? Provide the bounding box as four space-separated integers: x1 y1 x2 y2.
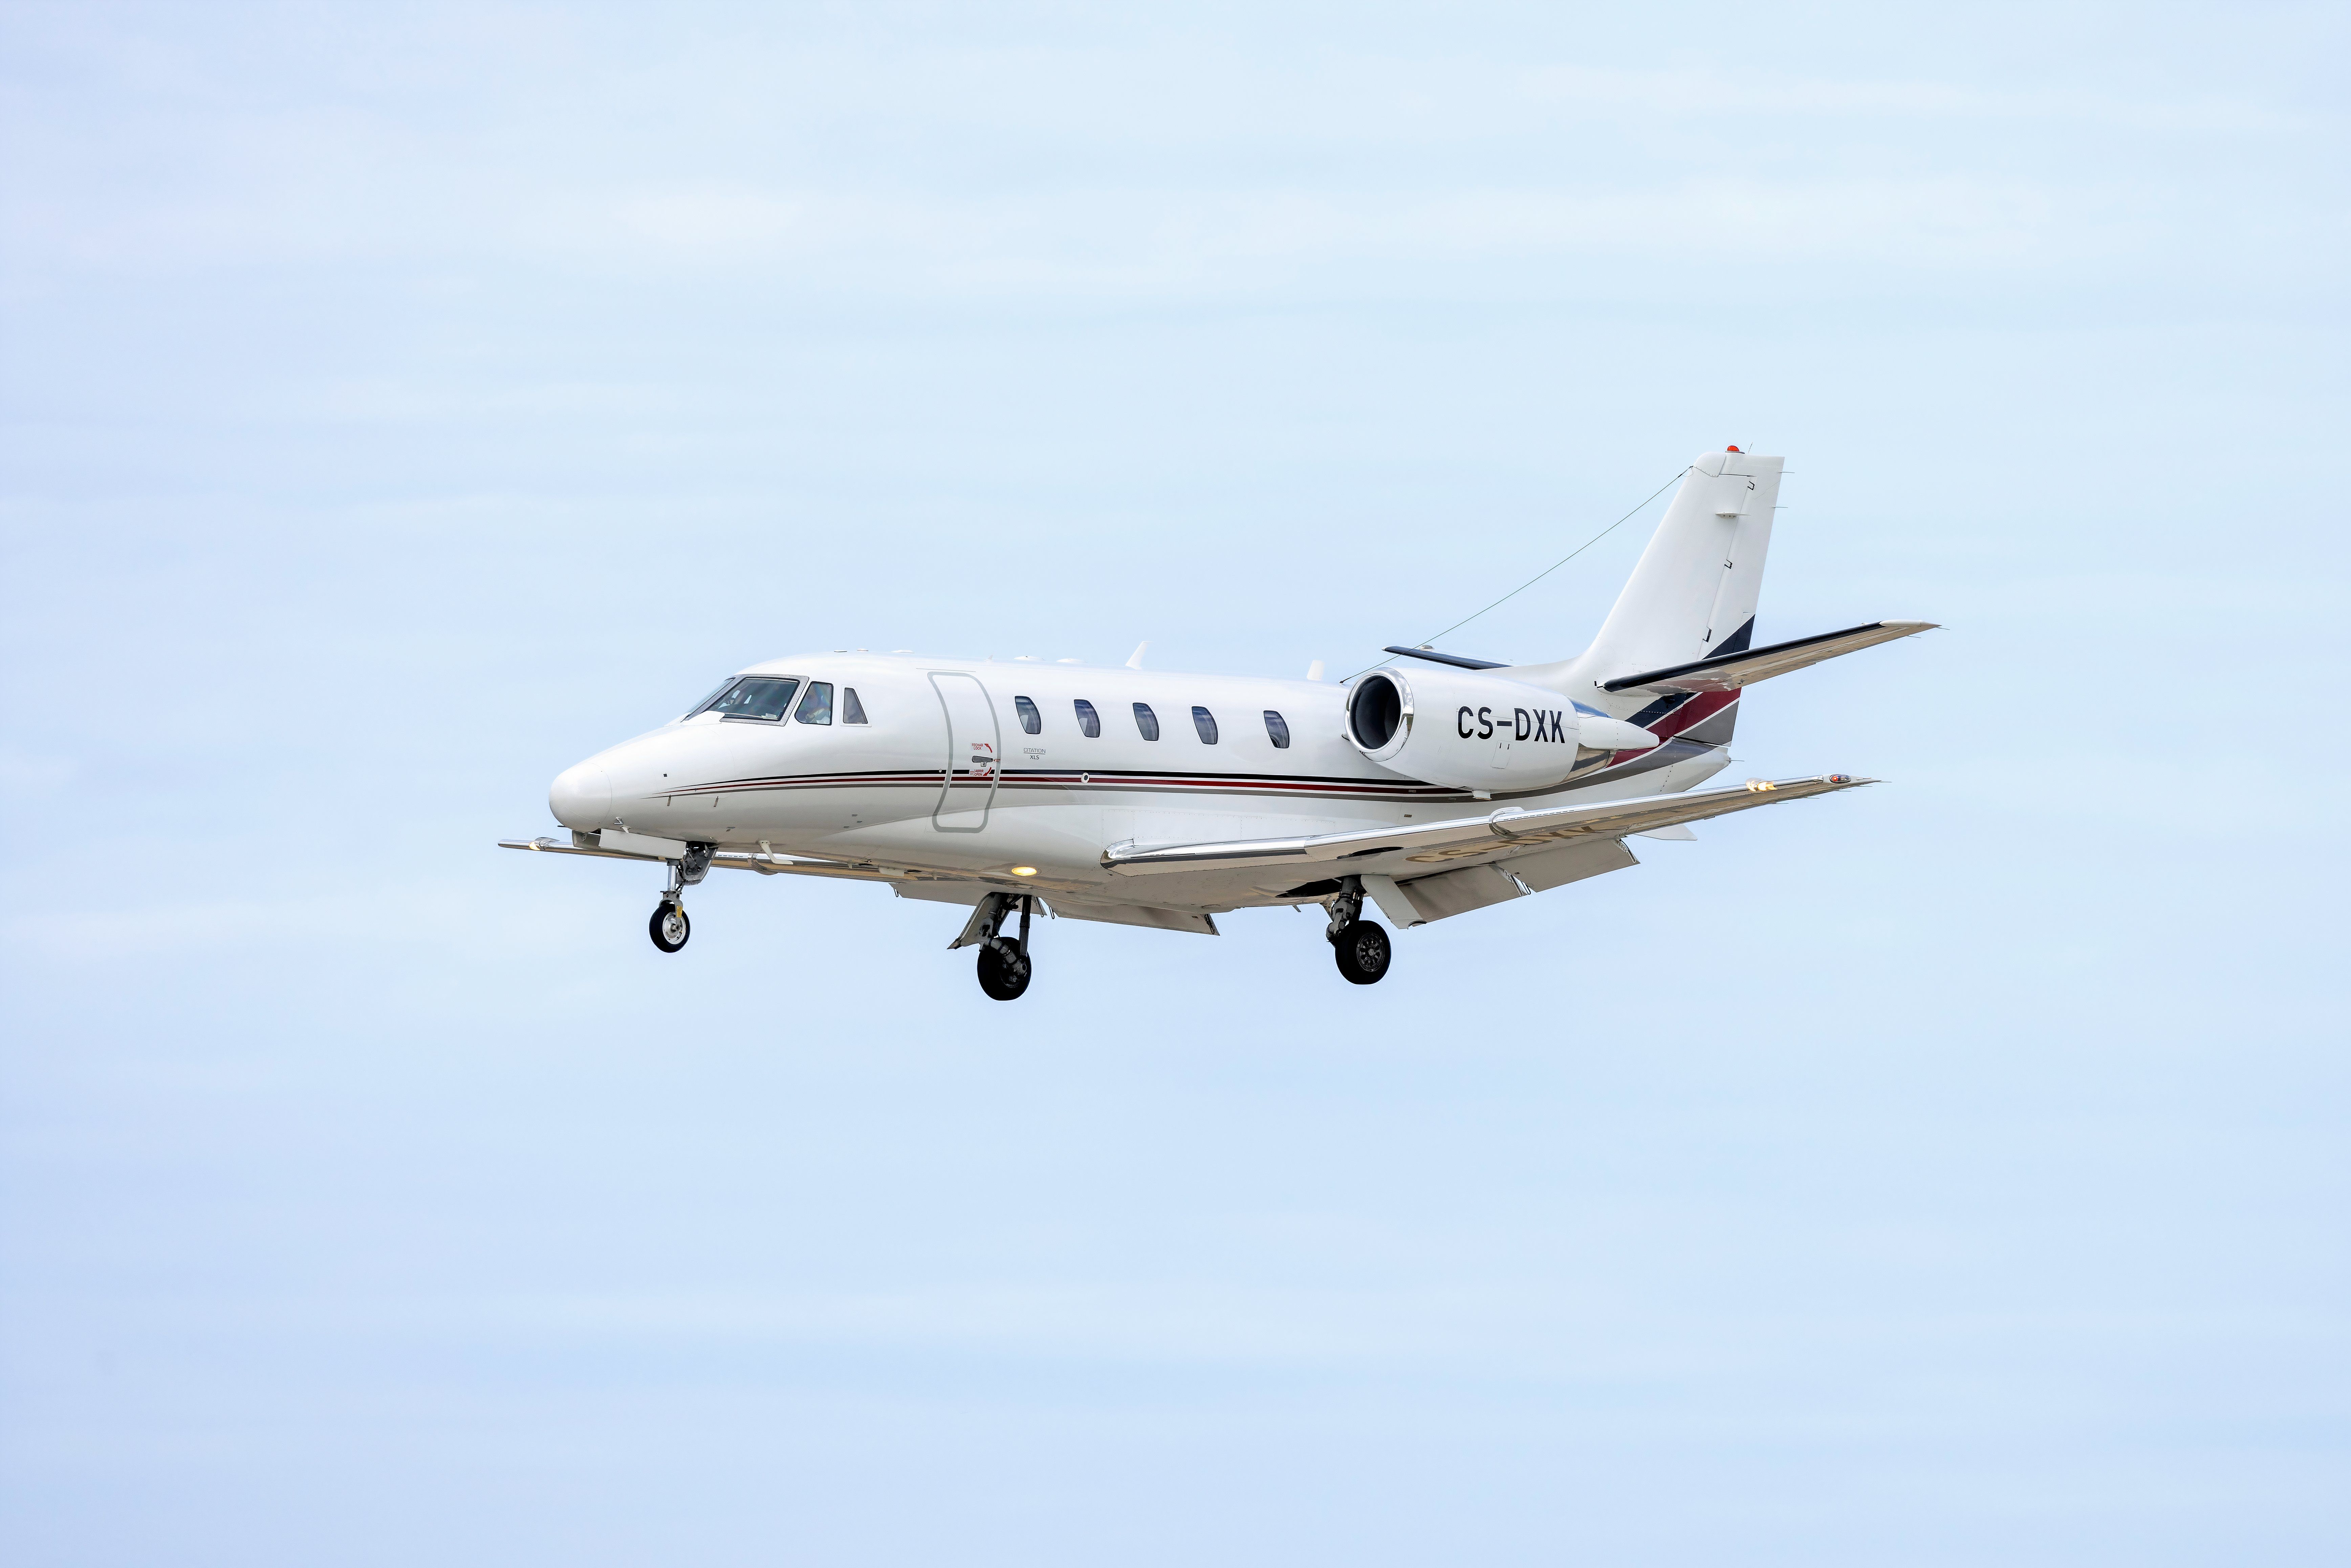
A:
1101 774 1872 877
1046 900 1220 936
1600 620 1936 694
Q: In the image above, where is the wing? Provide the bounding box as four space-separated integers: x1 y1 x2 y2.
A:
1102 774 1872 876
501 836 913 885
1599 620 1936 694
500 835 1225 923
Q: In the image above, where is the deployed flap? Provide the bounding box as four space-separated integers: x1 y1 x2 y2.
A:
892 881 996 907
1046 900 1220 936
1601 620 1936 694
1358 874 1425 928
1507 836 1640 892
1102 774 1871 877
1397 863 1526 922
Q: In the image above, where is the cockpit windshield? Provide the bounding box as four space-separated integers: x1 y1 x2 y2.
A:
691 676 802 722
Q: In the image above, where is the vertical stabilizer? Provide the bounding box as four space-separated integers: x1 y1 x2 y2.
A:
1517 448 1784 700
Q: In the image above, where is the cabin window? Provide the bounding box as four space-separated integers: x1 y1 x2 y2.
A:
1132 702 1160 741
1263 710 1291 748
1191 706 1218 744
1014 695 1042 735
793 681 833 725
1073 699 1101 737
842 688 869 724
698 676 800 722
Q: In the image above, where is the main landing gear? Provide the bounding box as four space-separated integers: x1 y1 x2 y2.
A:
1324 875 1391 986
973 892 1035 1001
646 842 715 955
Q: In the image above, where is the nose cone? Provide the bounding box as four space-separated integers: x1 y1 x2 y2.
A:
549 761 613 829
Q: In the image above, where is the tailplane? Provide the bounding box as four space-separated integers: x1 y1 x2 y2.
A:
1506 449 1932 780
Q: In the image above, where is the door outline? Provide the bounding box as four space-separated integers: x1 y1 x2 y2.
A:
929 672 1000 831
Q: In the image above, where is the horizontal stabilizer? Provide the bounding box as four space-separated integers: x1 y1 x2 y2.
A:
1103 774 1871 877
1382 645 1507 670
1600 620 1936 694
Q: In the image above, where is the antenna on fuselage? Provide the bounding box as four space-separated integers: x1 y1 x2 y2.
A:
1306 660 1325 682
1126 641 1148 669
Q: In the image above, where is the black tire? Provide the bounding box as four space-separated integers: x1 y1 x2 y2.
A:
1332 919 1390 985
649 902 690 953
976 940 1032 1001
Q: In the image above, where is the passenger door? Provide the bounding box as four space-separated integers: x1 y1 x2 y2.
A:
929 672 1000 831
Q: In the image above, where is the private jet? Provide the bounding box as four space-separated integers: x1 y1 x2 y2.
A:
504 448 1933 998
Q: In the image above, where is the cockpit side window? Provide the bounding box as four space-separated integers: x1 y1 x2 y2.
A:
1073 699 1101 738
793 681 834 725
1014 695 1042 735
842 688 869 724
697 676 801 722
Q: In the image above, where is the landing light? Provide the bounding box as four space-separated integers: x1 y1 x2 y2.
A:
1011 866 1038 876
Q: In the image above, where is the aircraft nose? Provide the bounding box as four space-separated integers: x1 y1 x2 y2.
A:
548 761 613 830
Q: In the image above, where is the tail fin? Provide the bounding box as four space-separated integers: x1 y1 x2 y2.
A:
1516 448 1783 696
1587 447 1783 675
1499 450 1934 791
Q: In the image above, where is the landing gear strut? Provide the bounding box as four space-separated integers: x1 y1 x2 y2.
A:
1324 875 1391 985
975 893 1035 1001
647 842 715 955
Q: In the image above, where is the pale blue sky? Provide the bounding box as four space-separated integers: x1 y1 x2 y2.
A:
3 4 2346 1564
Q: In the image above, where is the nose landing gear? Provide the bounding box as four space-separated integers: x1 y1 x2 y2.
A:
646 843 714 955
957 890 1036 1000
1324 875 1391 985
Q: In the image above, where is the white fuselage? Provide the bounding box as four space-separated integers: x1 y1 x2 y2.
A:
549 653 1734 914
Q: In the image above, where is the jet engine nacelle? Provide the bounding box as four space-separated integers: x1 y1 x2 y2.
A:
1343 666 1658 792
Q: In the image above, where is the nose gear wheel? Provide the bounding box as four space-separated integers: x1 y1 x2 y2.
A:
971 891 1037 1000
977 939 1032 1000
649 901 690 953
